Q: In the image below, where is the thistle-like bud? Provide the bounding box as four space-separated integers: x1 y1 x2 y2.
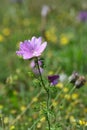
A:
69 72 79 84
75 76 86 88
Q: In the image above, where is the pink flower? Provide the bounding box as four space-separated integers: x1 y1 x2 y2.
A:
16 36 47 59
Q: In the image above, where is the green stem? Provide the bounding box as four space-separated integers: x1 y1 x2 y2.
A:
35 57 51 130
47 88 51 130
35 58 47 92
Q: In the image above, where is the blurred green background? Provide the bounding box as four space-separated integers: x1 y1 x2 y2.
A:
0 0 87 81
0 0 87 129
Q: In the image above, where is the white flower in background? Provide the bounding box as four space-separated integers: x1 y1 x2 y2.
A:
59 73 67 82
41 5 50 17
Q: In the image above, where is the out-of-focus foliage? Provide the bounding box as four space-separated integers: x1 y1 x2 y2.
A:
0 0 87 129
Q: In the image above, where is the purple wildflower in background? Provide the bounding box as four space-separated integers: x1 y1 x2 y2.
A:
30 58 44 75
16 36 47 60
78 11 87 22
48 75 59 86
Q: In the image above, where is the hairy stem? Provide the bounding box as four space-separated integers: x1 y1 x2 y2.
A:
36 57 51 130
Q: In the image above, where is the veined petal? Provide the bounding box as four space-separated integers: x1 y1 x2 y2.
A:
35 37 42 49
16 51 23 56
20 41 30 51
23 53 33 59
37 42 47 54
30 36 42 49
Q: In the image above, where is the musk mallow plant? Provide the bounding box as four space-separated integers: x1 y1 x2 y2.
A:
16 36 56 130
16 36 86 130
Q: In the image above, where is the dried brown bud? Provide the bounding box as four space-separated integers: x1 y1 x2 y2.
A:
75 76 86 88
69 72 79 84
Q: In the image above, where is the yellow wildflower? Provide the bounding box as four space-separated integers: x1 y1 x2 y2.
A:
32 97 38 102
64 94 71 100
63 87 69 93
4 117 9 124
48 71 54 75
40 117 46 122
10 125 15 130
20 105 26 112
56 82 63 89
2 28 10 36
70 116 76 123
37 122 42 128
60 34 69 45
52 100 58 107
0 105 3 110
45 27 57 43
0 34 4 42
71 93 79 100
79 120 87 126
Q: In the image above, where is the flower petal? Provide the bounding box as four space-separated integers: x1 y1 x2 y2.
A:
37 42 47 54
30 36 42 50
48 75 60 85
23 53 33 59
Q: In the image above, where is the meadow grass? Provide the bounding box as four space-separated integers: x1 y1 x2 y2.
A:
0 0 87 130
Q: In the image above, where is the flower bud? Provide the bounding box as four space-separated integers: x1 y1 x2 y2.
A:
30 58 44 75
69 72 79 84
75 76 86 88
